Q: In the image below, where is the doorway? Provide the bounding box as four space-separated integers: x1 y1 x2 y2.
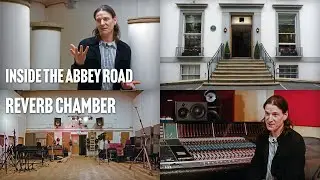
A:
230 15 252 58
71 134 79 155
232 25 252 57
79 135 87 156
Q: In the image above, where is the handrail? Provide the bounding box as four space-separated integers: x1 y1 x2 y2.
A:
207 43 224 83
259 43 276 83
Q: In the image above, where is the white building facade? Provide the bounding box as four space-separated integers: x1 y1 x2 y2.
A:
160 0 320 83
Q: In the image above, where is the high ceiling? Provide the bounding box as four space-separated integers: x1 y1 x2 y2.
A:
31 0 68 7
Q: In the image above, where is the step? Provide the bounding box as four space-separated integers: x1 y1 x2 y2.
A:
213 71 271 74
220 59 264 62
211 74 272 79
203 82 279 86
217 64 266 68
215 67 268 71
210 78 275 83
218 61 265 64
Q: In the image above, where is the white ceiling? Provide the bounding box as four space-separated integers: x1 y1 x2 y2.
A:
31 0 67 7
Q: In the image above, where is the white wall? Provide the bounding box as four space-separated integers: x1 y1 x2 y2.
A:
276 62 320 81
129 22 160 90
160 0 222 58
0 90 27 145
292 0 320 57
30 2 46 21
160 63 180 83
132 90 160 134
160 62 208 83
22 91 139 131
261 0 320 57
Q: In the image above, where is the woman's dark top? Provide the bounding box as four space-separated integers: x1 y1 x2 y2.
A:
248 128 306 180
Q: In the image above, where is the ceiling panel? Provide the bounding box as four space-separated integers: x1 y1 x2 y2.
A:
32 0 66 7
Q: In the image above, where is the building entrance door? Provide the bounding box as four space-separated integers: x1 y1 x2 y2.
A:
231 16 252 58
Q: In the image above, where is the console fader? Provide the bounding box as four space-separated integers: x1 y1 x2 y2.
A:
160 122 262 175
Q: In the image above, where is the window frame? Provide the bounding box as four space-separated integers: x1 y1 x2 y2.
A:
180 11 204 51
278 65 299 79
278 13 297 46
180 64 201 80
273 4 303 57
176 3 207 57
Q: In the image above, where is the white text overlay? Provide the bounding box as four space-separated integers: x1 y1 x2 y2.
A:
5 98 116 114
6 69 133 83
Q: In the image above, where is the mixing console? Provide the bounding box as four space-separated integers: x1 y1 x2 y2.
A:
180 137 255 161
160 122 261 175
214 123 246 137
160 137 255 173
177 123 213 138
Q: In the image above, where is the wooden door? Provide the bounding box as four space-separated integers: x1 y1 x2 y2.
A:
105 131 113 141
120 132 130 146
47 132 54 146
62 132 71 152
18 137 24 145
71 134 79 155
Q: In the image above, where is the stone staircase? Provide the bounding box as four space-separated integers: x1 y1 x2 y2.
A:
207 59 279 86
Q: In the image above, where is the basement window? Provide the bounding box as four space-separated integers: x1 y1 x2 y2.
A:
180 64 201 80
278 65 298 78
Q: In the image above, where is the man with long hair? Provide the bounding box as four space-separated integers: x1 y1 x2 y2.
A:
248 95 306 180
70 5 138 90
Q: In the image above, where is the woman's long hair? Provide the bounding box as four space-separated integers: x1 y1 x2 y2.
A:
262 95 293 134
92 5 120 42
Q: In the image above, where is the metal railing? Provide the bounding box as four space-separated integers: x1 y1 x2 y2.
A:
207 43 224 83
276 47 303 57
259 43 276 83
176 47 204 57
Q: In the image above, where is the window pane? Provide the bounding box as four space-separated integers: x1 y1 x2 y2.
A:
195 66 200 74
181 65 188 74
279 25 295 33
279 14 296 33
279 45 297 56
279 65 298 78
185 14 202 33
182 75 188 80
190 75 200 79
184 34 201 49
279 34 295 43
190 65 196 74
180 65 200 80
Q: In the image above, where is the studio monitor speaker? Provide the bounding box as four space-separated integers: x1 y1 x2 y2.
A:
96 117 104 126
54 118 61 127
175 102 207 122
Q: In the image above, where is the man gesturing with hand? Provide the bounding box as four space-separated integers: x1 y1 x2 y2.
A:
70 44 89 66
70 5 139 90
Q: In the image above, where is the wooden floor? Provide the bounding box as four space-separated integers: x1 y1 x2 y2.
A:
0 156 160 180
